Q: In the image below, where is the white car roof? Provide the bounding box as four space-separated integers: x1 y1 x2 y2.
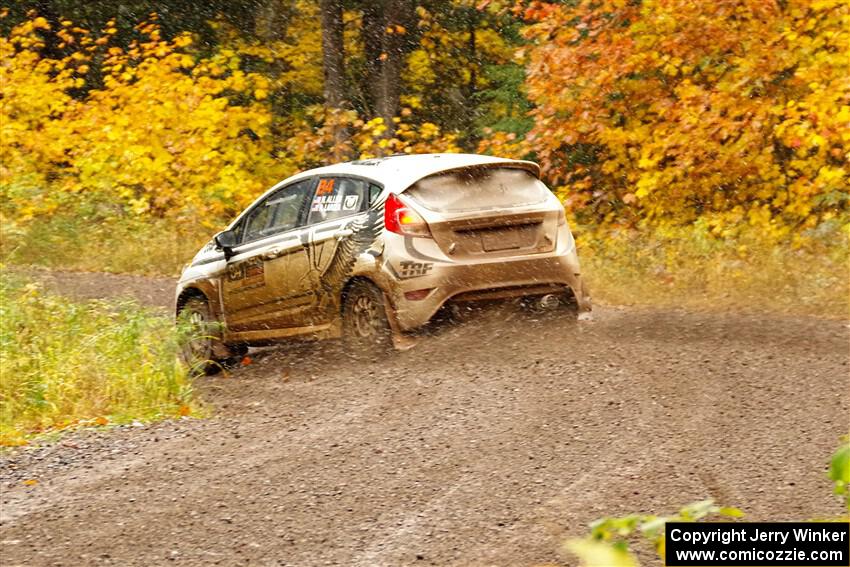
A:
226 153 541 231
283 153 540 192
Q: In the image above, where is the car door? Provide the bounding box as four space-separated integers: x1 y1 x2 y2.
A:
301 176 377 324
220 178 315 333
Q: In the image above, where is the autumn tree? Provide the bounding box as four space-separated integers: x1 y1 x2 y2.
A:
407 1 530 147
0 11 460 229
0 16 285 222
319 0 349 157
2 0 262 49
358 0 417 137
516 0 849 237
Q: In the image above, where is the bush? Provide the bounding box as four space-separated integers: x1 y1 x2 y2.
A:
0 15 287 224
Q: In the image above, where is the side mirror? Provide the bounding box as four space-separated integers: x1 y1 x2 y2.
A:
214 230 238 260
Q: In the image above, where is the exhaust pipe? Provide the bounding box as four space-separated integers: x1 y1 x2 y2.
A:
537 294 561 310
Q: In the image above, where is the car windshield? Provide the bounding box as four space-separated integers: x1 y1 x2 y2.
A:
404 167 550 213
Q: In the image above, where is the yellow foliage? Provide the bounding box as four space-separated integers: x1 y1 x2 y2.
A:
1 18 290 225
404 5 514 99
0 12 461 232
228 0 325 99
281 106 460 168
564 539 639 567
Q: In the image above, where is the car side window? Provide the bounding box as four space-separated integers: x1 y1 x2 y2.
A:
369 183 382 205
241 179 314 243
307 177 370 225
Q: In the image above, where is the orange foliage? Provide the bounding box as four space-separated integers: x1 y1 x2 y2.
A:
487 0 850 238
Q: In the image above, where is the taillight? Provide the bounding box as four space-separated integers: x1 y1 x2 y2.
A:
384 193 432 237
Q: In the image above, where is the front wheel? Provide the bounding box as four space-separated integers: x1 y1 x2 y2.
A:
178 297 232 375
342 281 393 356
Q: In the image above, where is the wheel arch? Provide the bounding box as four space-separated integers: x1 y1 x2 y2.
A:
176 278 223 318
175 286 209 317
340 276 385 313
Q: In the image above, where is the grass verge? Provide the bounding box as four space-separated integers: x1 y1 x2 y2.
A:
0 214 213 276
578 222 849 319
0 271 199 446
2 214 847 318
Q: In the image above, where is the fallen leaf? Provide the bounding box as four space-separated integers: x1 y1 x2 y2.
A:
23 479 38 486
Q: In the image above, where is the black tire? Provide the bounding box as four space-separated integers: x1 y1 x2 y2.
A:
178 297 227 375
227 342 250 359
342 280 393 355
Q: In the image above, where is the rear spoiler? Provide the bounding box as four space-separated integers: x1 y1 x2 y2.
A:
400 160 541 193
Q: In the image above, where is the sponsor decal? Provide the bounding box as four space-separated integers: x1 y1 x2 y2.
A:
343 194 360 210
226 256 265 290
399 261 433 278
306 206 385 314
311 194 343 212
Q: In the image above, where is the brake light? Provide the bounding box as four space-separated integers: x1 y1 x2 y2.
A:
384 193 431 237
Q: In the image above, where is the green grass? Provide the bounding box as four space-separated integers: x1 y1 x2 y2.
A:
0 214 213 276
578 221 849 319
0 271 199 446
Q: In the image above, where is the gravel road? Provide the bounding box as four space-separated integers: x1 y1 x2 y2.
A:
1 271 848 566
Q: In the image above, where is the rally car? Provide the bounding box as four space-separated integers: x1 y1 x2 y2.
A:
176 153 591 369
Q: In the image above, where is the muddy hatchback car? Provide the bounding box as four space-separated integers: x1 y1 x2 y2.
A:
176 153 591 367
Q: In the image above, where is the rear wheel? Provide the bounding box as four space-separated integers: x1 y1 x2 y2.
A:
342 281 393 355
178 297 230 375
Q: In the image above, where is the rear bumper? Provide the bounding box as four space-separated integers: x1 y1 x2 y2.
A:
385 250 591 331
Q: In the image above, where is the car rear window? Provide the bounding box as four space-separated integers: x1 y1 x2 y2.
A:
405 167 550 213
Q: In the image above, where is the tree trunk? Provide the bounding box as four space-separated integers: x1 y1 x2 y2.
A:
468 16 477 101
360 0 414 141
320 0 348 158
254 0 290 41
321 0 346 110
361 0 384 116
